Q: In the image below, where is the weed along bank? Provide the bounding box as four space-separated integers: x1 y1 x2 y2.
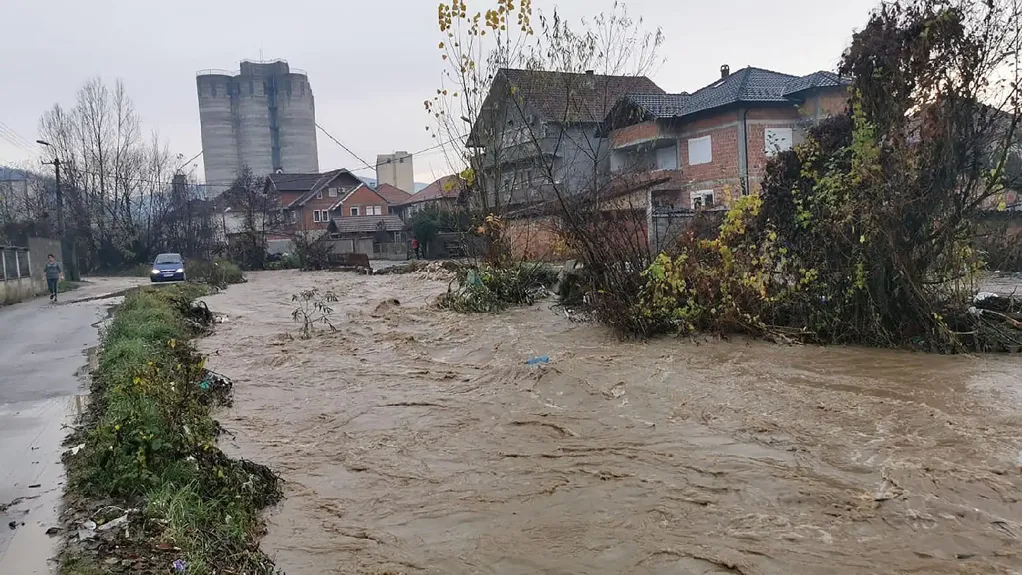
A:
57 281 282 574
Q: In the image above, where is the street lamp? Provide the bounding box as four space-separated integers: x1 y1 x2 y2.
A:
37 139 75 280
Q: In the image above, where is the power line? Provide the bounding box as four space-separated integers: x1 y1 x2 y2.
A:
315 123 374 172
0 126 32 152
0 121 34 149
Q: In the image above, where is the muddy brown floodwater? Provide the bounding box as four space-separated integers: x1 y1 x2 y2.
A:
198 270 1022 575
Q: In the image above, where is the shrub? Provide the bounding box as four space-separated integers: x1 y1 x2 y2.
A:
185 258 244 288
437 263 558 313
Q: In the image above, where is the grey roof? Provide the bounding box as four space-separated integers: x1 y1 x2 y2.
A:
619 67 849 120
782 71 846 96
499 68 665 123
267 172 328 192
329 215 404 234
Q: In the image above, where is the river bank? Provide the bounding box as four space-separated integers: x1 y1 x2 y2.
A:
198 269 1022 574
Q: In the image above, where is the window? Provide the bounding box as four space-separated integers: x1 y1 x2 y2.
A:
688 136 712 165
765 127 794 156
350 206 360 216
367 205 382 216
289 211 297 224
328 187 338 198
655 145 678 170
315 191 323 199
313 210 320 223
691 190 714 209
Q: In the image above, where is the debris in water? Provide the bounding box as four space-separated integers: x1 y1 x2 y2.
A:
45 526 62 536
525 355 550 365
7 521 17 530
28 484 41 489
65 443 86 456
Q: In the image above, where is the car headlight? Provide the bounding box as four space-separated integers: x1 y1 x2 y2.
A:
176 268 185 273
151 269 160 274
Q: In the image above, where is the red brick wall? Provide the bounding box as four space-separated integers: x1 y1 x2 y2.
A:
507 216 565 261
299 191 339 230
611 121 660 148
339 185 390 218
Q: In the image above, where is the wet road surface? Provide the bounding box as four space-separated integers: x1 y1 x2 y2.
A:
200 270 1022 575
0 277 143 574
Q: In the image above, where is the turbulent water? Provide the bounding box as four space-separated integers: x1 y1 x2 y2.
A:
198 270 1022 574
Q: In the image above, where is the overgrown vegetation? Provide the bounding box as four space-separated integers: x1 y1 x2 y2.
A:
61 285 281 574
568 0 1022 353
437 263 557 313
184 258 244 289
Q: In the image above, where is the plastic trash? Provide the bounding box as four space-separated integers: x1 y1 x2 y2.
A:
172 559 187 573
525 356 550 365
78 520 97 541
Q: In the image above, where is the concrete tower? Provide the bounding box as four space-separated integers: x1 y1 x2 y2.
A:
196 60 319 196
375 151 414 193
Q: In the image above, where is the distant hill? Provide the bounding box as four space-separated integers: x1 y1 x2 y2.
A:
357 176 428 193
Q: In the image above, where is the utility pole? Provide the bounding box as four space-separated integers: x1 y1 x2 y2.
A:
37 140 77 280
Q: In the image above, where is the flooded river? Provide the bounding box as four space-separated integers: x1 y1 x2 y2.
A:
199 270 1022 574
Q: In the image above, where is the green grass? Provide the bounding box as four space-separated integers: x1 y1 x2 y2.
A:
57 279 79 293
61 284 280 575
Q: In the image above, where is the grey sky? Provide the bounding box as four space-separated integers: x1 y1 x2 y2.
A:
0 0 879 185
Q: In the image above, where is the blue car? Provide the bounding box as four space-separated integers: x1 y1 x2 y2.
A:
150 253 186 282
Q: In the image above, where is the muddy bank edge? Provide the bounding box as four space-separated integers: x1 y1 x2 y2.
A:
57 283 282 575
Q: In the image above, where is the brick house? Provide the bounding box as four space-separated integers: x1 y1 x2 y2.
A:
467 68 664 208
603 65 849 210
399 174 466 217
264 169 368 237
373 183 413 220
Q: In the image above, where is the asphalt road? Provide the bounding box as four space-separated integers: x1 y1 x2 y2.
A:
0 278 143 574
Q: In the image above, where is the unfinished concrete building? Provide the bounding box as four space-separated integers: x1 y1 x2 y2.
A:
375 151 414 194
196 60 319 196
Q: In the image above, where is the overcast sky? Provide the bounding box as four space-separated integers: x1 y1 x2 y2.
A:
0 0 879 186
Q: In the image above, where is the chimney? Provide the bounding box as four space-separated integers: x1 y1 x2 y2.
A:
720 64 730 79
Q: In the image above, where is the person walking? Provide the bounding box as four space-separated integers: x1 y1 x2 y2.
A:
44 254 63 302
410 237 420 260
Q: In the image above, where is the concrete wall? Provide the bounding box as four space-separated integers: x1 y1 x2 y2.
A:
376 152 414 193
197 60 319 196
1 246 45 305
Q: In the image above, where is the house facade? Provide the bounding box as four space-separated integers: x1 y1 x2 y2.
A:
467 68 665 209
373 183 413 220
264 169 368 236
603 65 849 210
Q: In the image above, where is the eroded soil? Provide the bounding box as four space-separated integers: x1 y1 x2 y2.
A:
198 270 1022 574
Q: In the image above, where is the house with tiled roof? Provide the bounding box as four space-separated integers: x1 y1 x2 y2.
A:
398 174 466 217
467 68 665 208
263 169 398 240
603 65 850 211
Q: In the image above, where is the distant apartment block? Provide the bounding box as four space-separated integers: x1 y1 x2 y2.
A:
375 151 414 194
196 60 319 196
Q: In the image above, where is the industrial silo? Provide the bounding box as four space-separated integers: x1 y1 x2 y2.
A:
195 71 239 195
195 60 320 196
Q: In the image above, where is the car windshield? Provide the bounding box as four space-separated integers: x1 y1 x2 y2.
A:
155 254 182 264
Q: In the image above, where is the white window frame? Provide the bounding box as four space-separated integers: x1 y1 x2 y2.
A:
289 211 297 224
350 206 360 216
688 135 712 166
765 127 794 156
315 190 323 199
368 205 381 216
328 187 338 198
691 189 714 209
313 210 321 223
